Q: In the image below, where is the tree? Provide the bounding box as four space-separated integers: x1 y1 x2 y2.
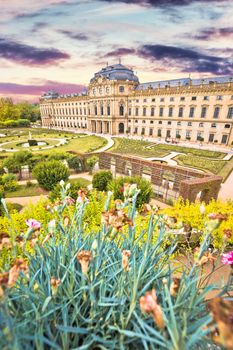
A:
33 160 69 190
17 102 40 122
0 98 20 121
3 151 33 173
92 170 113 191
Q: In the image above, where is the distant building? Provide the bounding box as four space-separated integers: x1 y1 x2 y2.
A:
39 64 233 145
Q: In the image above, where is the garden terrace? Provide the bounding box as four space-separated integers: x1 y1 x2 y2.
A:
99 152 222 203
109 138 226 159
109 138 232 180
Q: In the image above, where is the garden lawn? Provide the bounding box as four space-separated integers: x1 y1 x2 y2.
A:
56 135 106 153
155 143 225 159
1 139 59 150
218 156 233 182
109 138 226 159
0 127 106 155
174 154 227 174
68 177 91 186
109 138 169 158
5 184 48 198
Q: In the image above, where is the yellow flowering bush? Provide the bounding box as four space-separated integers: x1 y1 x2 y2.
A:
163 198 233 249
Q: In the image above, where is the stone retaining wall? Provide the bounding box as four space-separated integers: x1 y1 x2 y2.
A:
99 152 222 203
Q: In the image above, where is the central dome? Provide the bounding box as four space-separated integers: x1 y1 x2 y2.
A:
90 64 139 83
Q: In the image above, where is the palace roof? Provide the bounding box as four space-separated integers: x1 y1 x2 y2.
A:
136 76 233 90
90 63 139 83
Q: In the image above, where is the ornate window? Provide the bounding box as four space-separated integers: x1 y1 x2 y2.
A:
189 107 195 118
168 107 173 117
227 107 233 119
178 107 183 117
213 107 220 119
119 105 124 116
201 107 207 118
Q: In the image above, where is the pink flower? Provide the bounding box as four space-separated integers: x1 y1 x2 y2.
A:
221 251 233 265
65 197 75 205
26 219 41 230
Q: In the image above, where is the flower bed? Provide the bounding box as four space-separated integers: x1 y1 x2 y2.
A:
0 184 232 349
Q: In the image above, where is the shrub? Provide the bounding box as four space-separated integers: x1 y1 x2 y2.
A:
3 151 33 173
86 155 98 173
67 156 83 172
92 170 113 191
49 178 88 202
48 152 72 161
27 139 38 146
1 173 18 192
33 160 69 190
108 175 153 208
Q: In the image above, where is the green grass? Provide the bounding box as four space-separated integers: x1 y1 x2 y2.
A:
109 138 225 159
174 154 227 175
155 143 226 159
0 128 106 155
1 139 59 150
109 138 169 158
5 184 48 198
218 156 233 182
57 135 107 153
5 177 91 198
69 177 91 186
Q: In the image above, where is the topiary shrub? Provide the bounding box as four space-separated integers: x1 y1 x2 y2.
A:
86 155 98 174
32 160 69 190
92 170 113 191
67 156 83 173
28 139 38 146
108 175 153 208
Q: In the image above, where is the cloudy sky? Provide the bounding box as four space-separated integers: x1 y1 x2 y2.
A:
0 0 232 101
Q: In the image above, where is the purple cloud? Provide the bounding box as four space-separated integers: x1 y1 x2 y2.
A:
103 44 233 75
192 27 233 40
98 0 230 7
104 48 136 57
59 30 90 41
0 38 70 65
0 81 85 96
138 44 233 75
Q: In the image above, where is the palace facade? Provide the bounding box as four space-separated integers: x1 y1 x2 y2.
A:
40 64 233 145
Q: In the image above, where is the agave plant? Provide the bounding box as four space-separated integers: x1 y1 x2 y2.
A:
0 183 232 350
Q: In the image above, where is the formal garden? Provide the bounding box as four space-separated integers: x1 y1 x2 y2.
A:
0 128 106 154
0 174 232 349
109 138 233 181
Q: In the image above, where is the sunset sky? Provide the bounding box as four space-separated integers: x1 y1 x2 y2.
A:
0 0 233 102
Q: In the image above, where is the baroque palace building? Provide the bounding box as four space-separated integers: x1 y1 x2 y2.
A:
40 63 233 145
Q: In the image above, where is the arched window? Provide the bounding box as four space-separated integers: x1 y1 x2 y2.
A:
100 105 104 115
119 105 124 116
94 106 98 115
107 105 111 116
119 123 124 133
119 86 124 93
